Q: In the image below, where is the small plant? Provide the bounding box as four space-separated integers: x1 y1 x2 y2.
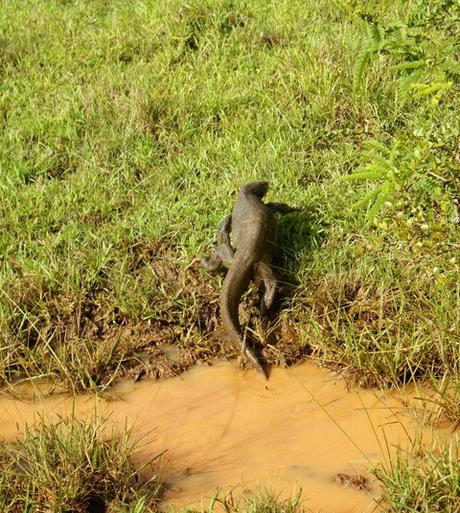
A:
341 138 408 220
340 2 459 236
349 0 460 100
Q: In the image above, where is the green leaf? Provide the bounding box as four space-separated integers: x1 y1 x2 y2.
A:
366 181 391 220
341 169 383 182
391 60 425 71
352 184 385 209
362 139 390 155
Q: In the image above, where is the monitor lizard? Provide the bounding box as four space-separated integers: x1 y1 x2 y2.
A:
201 181 296 378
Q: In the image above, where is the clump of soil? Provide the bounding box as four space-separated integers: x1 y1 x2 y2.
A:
332 472 372 492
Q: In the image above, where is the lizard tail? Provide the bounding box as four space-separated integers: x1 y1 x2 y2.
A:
220 256 267 379
243 342 268 379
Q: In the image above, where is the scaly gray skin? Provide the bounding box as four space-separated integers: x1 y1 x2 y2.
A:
201 181 296 378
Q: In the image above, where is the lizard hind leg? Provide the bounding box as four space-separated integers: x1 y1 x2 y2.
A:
217 214 232 246
254 261 277 315
201 252 223 272
201 243 234 272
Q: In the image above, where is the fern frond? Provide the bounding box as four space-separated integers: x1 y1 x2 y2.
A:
332 0 355 15
362 139 391 155
389 139 401 162
353 46 373 91
390 26 407 48
366 182 391 220
341 168 384 181
370 23 384 45
391 60 425 71
411 81 453 98
442 60 460 77
399 68 424 96
353 184 384 209
361 153 395 170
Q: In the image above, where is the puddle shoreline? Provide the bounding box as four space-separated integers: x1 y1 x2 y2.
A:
0 360 445 513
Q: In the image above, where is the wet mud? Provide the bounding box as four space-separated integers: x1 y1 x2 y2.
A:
0 361 445 513
2 242 308 389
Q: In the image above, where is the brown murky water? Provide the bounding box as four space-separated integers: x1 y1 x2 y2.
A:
0 362 440 513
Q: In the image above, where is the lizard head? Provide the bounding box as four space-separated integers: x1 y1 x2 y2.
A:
242 181 269 198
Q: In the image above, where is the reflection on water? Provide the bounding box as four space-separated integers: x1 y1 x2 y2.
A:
0 361 437 513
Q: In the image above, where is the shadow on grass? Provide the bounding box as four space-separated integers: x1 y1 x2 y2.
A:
254 206 326 375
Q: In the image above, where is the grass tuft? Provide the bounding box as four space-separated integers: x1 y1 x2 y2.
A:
0 416 162 513
374 439 460 513
181 488 305 513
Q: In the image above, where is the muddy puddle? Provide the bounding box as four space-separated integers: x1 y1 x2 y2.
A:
0 361 446 513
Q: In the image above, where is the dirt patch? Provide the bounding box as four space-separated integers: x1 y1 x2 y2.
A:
1 242 308 391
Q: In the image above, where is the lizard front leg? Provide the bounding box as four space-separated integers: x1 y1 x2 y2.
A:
201 214 234 271
266 202 298 214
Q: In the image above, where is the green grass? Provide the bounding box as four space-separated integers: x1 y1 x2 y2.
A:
0 0 459 401
374 440 460 513
1 0 457 390
0 417 162 512
188 488 305 513
0 0 459 507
